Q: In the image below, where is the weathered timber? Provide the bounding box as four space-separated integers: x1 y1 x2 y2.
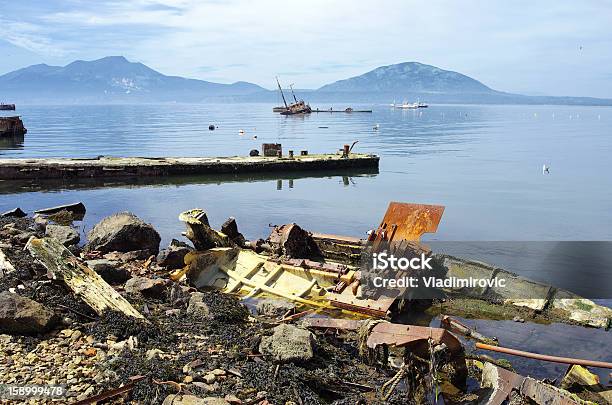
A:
35 202 86 216
0 153 379 180
179 209 233 251
26 237 145 320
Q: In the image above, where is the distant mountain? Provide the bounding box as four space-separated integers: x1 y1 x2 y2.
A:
318 62 494 94
311 61 612 105
0 56 266 103
2 57 611 105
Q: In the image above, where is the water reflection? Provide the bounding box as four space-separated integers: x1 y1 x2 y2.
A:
0 167 378 195
0 134 25 152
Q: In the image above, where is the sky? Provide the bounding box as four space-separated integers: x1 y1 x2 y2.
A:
1 0 612 97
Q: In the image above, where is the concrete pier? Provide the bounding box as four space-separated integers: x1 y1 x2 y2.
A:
0 153 379 180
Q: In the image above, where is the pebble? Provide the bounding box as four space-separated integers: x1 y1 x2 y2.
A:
203 373 216 383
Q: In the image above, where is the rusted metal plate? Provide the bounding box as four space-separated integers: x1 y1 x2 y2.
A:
520 377 582 405
482 364 524 405
368 202 445 242
367 323 463 352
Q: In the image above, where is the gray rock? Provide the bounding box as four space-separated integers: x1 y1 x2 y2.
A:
162 395 229 405
157 239 192 270
45 224 80 246
187 292 211 319
86 212 161 255
0 292 56 334
259 324 315 363
256 299 295 317
86 259 129 284
124 277 168 298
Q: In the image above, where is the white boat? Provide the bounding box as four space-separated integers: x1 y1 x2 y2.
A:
391 100 418 109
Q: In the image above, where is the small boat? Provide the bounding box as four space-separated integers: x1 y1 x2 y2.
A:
0 116 27 137
276 78 312 115
0 103 16 111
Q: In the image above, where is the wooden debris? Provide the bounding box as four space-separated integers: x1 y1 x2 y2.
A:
179 209 232 250
1 207 27 218
440 315 498 345
35 202 86 216
26 237 145 320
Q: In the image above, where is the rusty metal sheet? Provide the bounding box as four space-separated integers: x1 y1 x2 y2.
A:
368 202 445 242
520 377 582 405
302 319 463 355
483 364 524 405
367 323 463 353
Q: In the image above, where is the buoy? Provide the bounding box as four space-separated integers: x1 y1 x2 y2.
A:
208 124 215 131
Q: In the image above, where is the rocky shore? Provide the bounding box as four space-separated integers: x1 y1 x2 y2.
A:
0 206 610 404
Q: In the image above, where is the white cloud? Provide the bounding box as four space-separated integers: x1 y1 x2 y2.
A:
2 0 612 96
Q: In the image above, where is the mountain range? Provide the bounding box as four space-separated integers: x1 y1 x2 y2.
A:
1 56 610 105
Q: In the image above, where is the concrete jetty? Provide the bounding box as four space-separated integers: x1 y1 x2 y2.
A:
0 153 379 180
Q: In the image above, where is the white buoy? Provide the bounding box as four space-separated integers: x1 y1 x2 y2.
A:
542 164 550 174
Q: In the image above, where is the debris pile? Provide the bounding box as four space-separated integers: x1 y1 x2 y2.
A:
0 202 610 404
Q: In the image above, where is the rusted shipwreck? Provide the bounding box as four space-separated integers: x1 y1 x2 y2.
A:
0 116 27 137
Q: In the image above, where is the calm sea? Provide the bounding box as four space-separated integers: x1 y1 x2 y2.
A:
2 102 611 242
1 103 611 378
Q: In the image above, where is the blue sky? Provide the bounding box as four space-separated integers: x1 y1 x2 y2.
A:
1 0 612 97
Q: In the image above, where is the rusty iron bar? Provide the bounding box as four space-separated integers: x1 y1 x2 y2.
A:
475 343 612 369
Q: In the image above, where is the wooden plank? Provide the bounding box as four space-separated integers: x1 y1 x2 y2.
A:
26 237 145 320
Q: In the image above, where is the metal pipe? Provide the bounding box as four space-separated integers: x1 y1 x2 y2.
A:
475 343 612 369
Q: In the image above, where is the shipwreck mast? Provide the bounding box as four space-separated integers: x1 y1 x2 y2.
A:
276 77 289 109
289 84 298 103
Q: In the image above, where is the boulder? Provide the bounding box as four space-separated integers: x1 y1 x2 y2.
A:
0 292 56 334
256 299 295 317
86 259 130 284
45 224 80 246
162 395 229 405
259 324 315 363
86 212 161 255
186 292 211 319
157 239 192 270
124 277 168 298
